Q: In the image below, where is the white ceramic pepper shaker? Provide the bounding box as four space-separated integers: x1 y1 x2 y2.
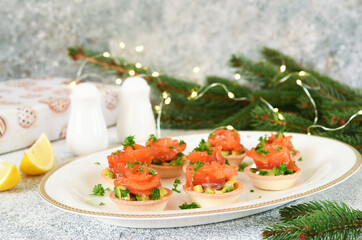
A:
66 83 108 156
117 76 156 142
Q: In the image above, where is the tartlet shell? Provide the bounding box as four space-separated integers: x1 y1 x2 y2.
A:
109 188 173 211
225 151 247 166
244 166 302 191
100 168 115 184
183 180 244 208
291 150 301 162
150 164 184 179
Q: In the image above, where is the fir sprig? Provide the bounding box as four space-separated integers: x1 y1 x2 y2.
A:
262 201 362 240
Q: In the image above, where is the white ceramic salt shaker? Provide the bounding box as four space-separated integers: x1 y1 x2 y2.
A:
66 83 108 156
117 76 156 142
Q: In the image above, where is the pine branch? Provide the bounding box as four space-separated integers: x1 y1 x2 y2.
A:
260 47 303 72
263 201 362 240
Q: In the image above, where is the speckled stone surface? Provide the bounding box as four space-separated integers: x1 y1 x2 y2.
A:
0 128 361 240
0 0 361 88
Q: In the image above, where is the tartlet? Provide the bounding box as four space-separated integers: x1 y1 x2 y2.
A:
149 164 184 179
244 166 302 191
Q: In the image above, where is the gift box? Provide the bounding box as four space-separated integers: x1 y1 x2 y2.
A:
0 77 120 154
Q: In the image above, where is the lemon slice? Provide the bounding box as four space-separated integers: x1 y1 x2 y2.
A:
20 132 55 175
0 160 21 191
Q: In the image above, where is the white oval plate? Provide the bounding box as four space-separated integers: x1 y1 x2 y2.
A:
39 131 361 228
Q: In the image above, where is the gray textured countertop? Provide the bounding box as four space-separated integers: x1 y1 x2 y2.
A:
1 128 361 240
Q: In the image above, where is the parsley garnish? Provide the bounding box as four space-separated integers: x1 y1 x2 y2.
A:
250 168 258 173
194 139 213 155
90 184 105 196
274 147 282 151
276 130 285 138
179 140 185 145
225 158 230 165
149 168 157 175
123 136 136 149
119 188 130 198
112 150 121 155
250 189 254 192
258 169 268 175
208 133 216 138
238 162 249 172
258 195 261 199
126 162 134 168
174 156 184 166
99 202 105 206
105 188 111 191
177 152 184 157
148 134 158 143
179 202 199 210
150 188 161 200
172 178 181 193
94 162 100 165
255 135 270 157
137 167 145 173
298 157 303 161
272 163 294 176
169 146 176 149
192 161 204 176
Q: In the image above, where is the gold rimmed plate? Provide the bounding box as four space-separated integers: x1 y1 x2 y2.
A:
39 132 361 228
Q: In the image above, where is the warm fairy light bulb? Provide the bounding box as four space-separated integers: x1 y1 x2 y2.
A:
234 74 241 80
115 78 122 85
296 79 302 86
135 45 144 52
152 72 159 77
278 113 284 120
273 108 279 112
226 125 234 130
103 52 111 57
119 42 126 49
129 70 135 76
358 110 362 114
190 91 198 98
192 66 200 73
164 97 171 105
162 91 169 99
299 71 306 77
228 92 235 99
280 65 286 72
154 105 160 113
69 80 77 90
307 132 311 136
135 63 142 68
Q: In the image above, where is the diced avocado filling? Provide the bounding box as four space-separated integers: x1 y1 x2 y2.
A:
221 151 230 157
193 177 237 194
231 150 243 156
102 169 115 179
250 163 295 176
151 155 186 166
114 186 167 201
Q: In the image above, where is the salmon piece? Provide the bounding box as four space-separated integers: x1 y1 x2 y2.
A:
208 129 245 152
146 137 186 162
186 146 225 165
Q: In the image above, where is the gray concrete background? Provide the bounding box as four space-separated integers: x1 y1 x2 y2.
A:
0 0 361 88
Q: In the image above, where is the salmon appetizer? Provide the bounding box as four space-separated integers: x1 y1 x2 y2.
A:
266 131 301 162
102 136 153 183
183 161 244 208
186 139 226 165
245 133 302 191
207 128 247 166
146 134 187 179
109 162 172 211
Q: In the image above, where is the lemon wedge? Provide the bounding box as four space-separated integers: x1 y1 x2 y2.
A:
20 132 55 175
0 160 21 191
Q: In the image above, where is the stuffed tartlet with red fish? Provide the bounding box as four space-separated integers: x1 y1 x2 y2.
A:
109 162 172 211
183 159 244 208
207 128 247 166
146 134 187 178
245 133 302 190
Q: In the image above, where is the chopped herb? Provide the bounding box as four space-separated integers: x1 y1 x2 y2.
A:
250 189 254 192
119 188 130 198
148 134 157 143
126 162 134 168
150 188 161 200
169 146 176 149
208 133 216 138
177 152 184 157
233 130 238 135
146 144 151 147
134 160 144 165
99 202 105 206
105 188 111 191
272 163 294 176
194 139 213 155
298 156 303 161
225 158 230 165
149 168 157 175
90 184 105 196
238 163 249 172
192 161 204 176
276 130 284 138
290 149 295 156
94 162 100 165
250 168 258 173
179 202 199 210
116 173 120 178
255 135 270 157
174 157 184 166
258 195 261 199
274 147 282 151
112 150 121 155
259 169 268 176
280 163 287 172
123 136 136 149
137 167 145 173
179 140 185 145
172 178 181 193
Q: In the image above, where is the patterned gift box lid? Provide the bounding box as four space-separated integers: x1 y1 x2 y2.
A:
0 77 120 154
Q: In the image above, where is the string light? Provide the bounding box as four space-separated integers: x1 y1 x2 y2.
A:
162 91 169 99
154 105 161 113
164 97 171 105
280 65 286 73
226 125 234 130
299 71 306 77
103 52 111 57
119 42 126 49
115 78 122 85
135 63 142 68
192 66 200 73
129 70 135 76
152 72 160 77
234 74 241 80
273 108 279 112
190 91 198 99
135 45 144 52
68 80 77 90
228 92 235 99
188 83 248 102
